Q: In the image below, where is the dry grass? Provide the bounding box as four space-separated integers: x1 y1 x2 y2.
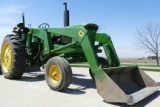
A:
119 57 158 64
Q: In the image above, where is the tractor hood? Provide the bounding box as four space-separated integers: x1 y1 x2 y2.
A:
66 23 98 31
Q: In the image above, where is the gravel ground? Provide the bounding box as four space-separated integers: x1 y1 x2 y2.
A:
0 67 160 107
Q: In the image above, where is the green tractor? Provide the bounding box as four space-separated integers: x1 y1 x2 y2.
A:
0 3 159 105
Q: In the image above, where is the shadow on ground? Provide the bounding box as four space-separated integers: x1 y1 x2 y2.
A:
20 72 45 82
62 73 95 95
72 74 95 89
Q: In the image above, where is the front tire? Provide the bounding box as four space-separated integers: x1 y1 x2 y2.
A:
45 56 72 91
1 34 26 79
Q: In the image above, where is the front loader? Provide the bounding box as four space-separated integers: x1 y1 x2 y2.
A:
0 3 159 105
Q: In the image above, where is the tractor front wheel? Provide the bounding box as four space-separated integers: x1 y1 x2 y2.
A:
1 34 26 79
45 56 72 91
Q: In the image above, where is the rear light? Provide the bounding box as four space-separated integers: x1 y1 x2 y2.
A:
13 27 17 31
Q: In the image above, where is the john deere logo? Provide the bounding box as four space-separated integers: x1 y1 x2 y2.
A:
78 30 84 38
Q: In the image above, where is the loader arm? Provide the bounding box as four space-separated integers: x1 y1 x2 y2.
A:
95 33 120 67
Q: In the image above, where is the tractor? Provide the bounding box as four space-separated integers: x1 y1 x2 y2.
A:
0 3 159 105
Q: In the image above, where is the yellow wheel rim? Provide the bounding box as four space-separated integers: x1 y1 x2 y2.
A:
1 41 12 73
49 65 61 84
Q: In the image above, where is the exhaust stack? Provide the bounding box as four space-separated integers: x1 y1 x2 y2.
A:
63 2 69 27
60 2 72 44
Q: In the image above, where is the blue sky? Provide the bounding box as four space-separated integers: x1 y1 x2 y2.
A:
0 0 160 58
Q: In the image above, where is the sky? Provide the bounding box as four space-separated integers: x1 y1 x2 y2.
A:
0 0 160 58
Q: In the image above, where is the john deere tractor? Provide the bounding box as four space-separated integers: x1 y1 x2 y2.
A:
0 3 159 105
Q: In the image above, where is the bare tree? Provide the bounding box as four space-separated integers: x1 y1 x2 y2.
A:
135 23 160 65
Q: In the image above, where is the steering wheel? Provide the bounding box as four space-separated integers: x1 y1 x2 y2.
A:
38 23 50 28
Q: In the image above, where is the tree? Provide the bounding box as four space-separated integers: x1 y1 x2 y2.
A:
135 23 160 65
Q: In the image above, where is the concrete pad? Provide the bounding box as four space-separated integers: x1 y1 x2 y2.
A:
0 67 160 107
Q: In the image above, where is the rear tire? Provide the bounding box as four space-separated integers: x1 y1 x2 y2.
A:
0 65 2 75
1 34 26 79
45 56 72 91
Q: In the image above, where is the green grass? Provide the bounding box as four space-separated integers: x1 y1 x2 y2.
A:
70 63 160 72
122 63 160 67
70 64 89 68
121 63 160 72
139 68 160 72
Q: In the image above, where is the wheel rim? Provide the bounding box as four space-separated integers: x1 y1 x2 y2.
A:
49 65 61 84
1 41 12 73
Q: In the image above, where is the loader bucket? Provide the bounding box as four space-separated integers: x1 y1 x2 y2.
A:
95 66 159 105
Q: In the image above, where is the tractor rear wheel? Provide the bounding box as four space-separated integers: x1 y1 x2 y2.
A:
89 57 108 80
0 65 2 75
1 34 26 79
45 56 72 91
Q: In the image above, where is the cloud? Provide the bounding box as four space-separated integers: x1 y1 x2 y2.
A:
0 4 30 15
0 27 13 38
0 4 30 44
0 18 17 24
0 4 30 24
1 27 12 33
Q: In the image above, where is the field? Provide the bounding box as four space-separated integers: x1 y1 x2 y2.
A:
70 57 160 72
120 57 160 71
119 57 158 64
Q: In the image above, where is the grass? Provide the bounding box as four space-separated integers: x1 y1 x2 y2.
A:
70 62 160 72
1 57 159 72
120 58 160 72
139 68 160 72
122 63 160 72
122 63 160 67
